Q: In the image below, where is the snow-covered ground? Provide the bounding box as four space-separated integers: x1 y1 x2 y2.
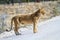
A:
0 16 60 40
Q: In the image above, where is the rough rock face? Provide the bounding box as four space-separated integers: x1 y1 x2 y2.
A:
0 1 59 32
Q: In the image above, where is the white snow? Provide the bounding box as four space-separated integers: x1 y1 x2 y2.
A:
0 16 60 40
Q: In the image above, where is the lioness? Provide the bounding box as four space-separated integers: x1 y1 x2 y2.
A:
6 8 45 35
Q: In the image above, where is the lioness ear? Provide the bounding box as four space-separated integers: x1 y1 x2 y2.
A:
40 7 45 15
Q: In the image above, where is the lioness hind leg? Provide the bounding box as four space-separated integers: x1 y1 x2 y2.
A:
14 20 21 35
14 26 21 35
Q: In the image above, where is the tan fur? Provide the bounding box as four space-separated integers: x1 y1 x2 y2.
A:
6 8 45 35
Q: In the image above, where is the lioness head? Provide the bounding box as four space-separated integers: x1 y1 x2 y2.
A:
40 7 45 15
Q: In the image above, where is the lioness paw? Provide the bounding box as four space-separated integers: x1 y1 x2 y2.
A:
15 32 21 35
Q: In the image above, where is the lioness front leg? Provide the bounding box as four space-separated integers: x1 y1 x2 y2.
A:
33 20 38 33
